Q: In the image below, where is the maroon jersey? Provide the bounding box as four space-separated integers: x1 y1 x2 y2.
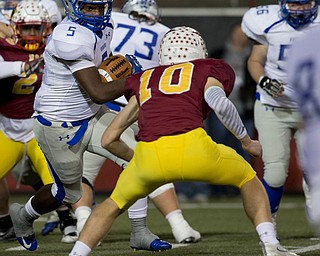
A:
0 38 44 119
124 58 235 142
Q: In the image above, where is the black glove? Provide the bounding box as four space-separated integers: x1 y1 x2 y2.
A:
259 76 284 97
22 57 44 77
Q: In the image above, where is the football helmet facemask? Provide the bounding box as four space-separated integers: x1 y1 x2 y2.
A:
159 26 208 65
279 0 318 29
121 0 159 25
11 0 51 51
61 0 113 32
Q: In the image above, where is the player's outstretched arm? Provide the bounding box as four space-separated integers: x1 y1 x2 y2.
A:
101 96 139 162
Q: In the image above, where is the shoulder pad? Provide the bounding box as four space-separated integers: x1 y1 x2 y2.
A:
242 5 282 43
52 23 96 61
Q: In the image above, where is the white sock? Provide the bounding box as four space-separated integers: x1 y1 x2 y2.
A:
69 241 91 256
25 196 40 219
166 209 185 229
74 206 92 235
256 222 279 245
0 213 10 218
128 197 148 219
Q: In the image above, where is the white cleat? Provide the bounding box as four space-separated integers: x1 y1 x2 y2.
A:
172 220 201 243
260 242 299 256
61 225 78 244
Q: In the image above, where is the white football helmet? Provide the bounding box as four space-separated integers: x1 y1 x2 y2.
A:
121 0 159 25
159 26 208 65
11 0 51 51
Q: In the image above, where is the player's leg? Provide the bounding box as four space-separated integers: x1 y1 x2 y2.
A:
149 184 201 243
25 138 78 243
254 101 292 230
72 151 99 236
70 146 170 256
9 119 86 251
88 108 171 251
0 130 25 241
298 126 320 238
181 128 297 256
0 179 15 241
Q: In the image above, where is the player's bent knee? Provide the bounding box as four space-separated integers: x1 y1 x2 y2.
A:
263 166 287 187
60 182 83 205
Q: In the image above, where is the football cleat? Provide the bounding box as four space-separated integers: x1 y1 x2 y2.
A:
0 226 15 241
130 226 171 251
60 213 78 244
61 225 78 243
131 239 172 252
9 203 37 251
260 242 299 256
149 239 172 251
41 211 59 236
17 234 38 251
172 219 201 243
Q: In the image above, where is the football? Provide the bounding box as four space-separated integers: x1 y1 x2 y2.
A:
98 54 133 83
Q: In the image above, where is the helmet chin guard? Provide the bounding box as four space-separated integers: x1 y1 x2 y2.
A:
159 26 208 65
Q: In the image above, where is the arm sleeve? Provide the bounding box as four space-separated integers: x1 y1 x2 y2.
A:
0 55 23 79
204 86 247 140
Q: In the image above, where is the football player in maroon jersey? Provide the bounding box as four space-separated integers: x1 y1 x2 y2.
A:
70 26 298 256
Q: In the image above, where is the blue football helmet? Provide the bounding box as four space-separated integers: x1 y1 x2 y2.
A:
121 0 159 25
279 0 318 29
61 0 113 32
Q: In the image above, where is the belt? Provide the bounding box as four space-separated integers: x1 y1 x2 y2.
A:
105 101 125 112
36 115 90 146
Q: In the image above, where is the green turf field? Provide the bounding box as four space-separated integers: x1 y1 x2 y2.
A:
1 193 319 255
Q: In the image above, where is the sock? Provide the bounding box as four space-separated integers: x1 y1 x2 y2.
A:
262 179 284 213
0 214 13 230
56 207 72 220
256 222 279 245
165 209 185 229
74 206 92 235
128 197 148 219
25 197 40 220
69 240 91 256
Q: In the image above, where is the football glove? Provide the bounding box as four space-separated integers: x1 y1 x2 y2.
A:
22 57 44 77
259 76 284 98
125 54 143 74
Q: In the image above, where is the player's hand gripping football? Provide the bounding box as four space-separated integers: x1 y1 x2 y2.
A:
259 76 284 97
98 54 133 82
240 135 262 158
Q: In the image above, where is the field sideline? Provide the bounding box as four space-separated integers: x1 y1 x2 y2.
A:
1 193 319 255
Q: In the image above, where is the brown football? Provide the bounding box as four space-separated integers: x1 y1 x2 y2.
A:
98 54 133 83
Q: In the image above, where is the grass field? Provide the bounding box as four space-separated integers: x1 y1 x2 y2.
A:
1 193 320 256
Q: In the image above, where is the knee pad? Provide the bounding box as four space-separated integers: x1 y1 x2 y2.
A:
263 163 287 188
148 183 174 199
